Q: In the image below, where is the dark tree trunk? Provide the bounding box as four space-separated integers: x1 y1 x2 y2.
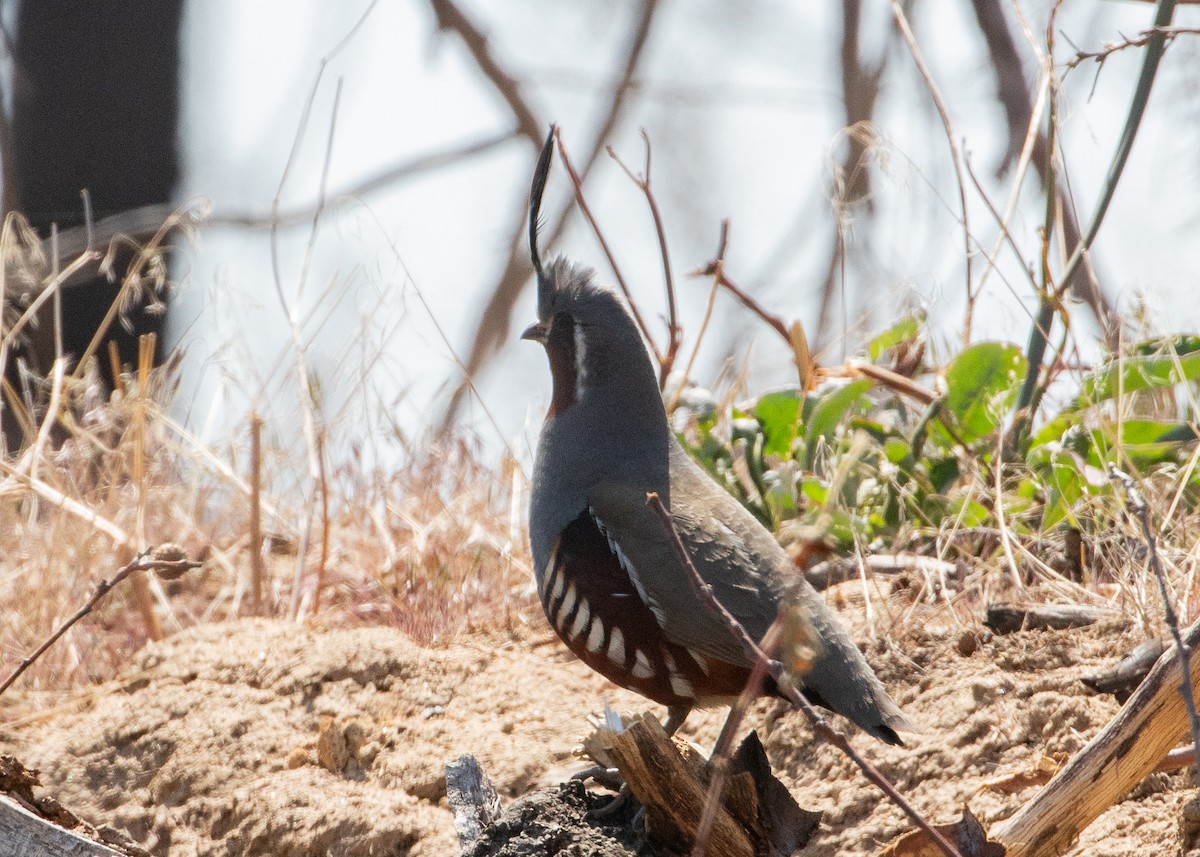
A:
4 0 183 448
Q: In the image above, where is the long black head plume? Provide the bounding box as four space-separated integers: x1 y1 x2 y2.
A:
529 125 556 316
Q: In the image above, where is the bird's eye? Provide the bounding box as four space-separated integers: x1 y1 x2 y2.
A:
550 312 574 331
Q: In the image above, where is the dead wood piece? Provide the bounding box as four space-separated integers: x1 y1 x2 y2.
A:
1158 744 1196 773
731 731 821 856
605 714 753 857
0 794 127 857
601 713 818 857
882 806 1004 857
983 602 1126 635
1081 638 1166 701
990 616 1200 857
0 758 144 857
804 553 962 591
446 754 502 851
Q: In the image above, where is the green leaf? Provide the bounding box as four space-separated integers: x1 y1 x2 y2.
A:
927 457 960 493
753 389 802 457
949 495 989 528
1093 419 1200 467
883 437 911 464
1079 348 1200 404
936 342 1026 445
1131 334 1200 357
1028 413 1077 454
868 314 924 361
799 477 828 505
803 379 872 468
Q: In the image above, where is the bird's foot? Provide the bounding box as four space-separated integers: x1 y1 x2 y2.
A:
585 783 635 820
571 764 624 791
572 766 639 820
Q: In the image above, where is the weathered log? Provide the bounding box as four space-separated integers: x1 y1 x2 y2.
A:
1080 638 1165 702
983 602 1126 634
606 715 754 857
599 713 818 857
0 794 126 857
804 553 963 592
989 617 1200 856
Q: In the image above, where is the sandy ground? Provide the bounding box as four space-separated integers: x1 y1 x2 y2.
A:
1 587 1191 856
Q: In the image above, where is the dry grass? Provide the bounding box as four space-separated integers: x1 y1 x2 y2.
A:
0 356 533 711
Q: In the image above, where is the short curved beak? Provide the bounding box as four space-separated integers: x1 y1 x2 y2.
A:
521 321 549 344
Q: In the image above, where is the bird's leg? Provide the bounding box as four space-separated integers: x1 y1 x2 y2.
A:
663 703 692 736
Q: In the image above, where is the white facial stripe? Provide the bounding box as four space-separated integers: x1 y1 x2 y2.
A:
574 324 588 397
586 619 606 655
632 650 654 679
607 627 626 666
571 599 591 639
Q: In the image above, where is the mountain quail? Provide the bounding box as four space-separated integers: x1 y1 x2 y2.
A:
523 128 912 745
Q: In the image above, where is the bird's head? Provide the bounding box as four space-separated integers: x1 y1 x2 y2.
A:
521 127 658 418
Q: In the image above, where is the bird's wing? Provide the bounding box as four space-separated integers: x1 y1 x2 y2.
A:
587 445 788 668
590 442 916 745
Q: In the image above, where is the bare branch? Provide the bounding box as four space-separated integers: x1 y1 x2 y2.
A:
1067 25 1200 70
967 0 1117 345
607 130 681 385
555 132 660 364
891 1 973 345
445 0 662 427
427 0 542 146
0 548 200 698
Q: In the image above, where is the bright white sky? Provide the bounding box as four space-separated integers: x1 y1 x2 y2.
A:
167 0 1200 476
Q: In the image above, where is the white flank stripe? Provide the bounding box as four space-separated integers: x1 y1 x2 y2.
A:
670 673 694 698
549 567 566 606
690 651 710 675
607 627 626 665
571 600 591 639
556 582 577 629
586 619 606 654
632 650 654 679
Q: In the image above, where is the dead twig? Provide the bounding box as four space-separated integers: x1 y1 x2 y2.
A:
249 413 264 613
967 0 1114 341
0 549 200 698
554 130 661 363
890 0 973 346
608 130 681 386
844 359 937 406
314 428 331 615
644 491 961 857
667 218 729 408
446 0 661 426
692 237 791 344
1108 463 1200 786
1067 25 1200 70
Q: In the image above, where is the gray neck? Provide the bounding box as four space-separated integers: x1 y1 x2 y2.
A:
529 353 669 576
